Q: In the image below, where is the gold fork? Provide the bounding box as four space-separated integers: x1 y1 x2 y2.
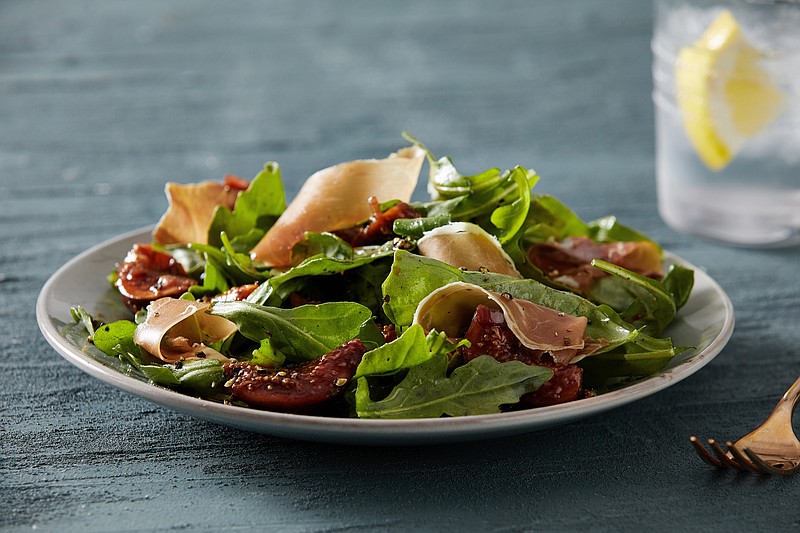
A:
690 375 800 475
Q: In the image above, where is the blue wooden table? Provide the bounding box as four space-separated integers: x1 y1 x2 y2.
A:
4 0 800 530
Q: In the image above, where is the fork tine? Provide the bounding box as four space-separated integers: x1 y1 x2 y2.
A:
708 439 746 470
689 436 723 467
726 443 761 472
742 448 800 476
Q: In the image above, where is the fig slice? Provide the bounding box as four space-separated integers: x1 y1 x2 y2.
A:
223 339 367 412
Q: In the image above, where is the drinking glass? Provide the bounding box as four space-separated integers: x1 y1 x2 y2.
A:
652 0 800 246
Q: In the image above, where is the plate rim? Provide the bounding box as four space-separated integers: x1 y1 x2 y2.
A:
37 226 735 444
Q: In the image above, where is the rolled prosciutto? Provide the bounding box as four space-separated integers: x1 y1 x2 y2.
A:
251 146 425 267
417 222 522 279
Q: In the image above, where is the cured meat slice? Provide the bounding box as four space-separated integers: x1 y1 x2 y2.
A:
417 222 522 278
152 181 239 245
133 297 237 362
528 237 663 292
251 147 425 267
413 282 594 365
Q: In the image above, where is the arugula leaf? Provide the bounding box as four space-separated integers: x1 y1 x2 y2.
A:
403 133 539 243
246 248 393 307
137 364 181 386
426 329 470 360
577 342 680 388
489 166 534 243
92 319 139 358
392 214 451 238
662 263 695 310
188 253 230 298
251 338 286 368
354 324 431 379
290 232 354 265
355 354 552 419
590 259 677 336
170 359 226 394
70 306 97 339
207 162 285 248
186 238 268 298
211 301 373 362
139 359 227 397
584 261 694 336
518 194 590 243
588 215 661 250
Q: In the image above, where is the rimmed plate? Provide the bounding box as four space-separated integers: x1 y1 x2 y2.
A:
37 227 734 445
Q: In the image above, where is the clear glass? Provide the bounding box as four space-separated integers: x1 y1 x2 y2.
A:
653 0 800 246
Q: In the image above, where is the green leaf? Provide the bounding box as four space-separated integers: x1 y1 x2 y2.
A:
251 338 286 368
489 166 536 243
171 359 226 394
185 238 268 298
426 329 470 359
212 301 373 362
246 247 393 307
355 354 553 419
139 365 181 386
517 194 590 243
354 324 431 379
589 259 676 336
70 306 97 339
588 216 661 251
139 359 227 396
578 345 681 388
92 319 139 358
220 232 269 280
207 163 285 248
188 254 229 298
290 232 354 265
392 214 451 238
403 132 538 243
662 264 695 310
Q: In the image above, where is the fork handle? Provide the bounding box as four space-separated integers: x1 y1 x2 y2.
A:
781 375 800 407
767 375 800 428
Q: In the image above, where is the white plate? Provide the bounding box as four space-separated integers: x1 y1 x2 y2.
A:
37 227 734 445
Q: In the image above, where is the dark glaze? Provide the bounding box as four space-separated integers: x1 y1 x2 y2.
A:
115 243 197 312
223 339 367 412
210 283 259 303
333 197 422 247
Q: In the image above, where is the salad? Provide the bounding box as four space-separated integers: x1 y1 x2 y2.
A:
69 134 694 419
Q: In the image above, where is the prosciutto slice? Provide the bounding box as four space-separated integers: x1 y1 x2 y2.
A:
251 146 425 267
417 222 522 278
527 237 663 292
152 181 239 245
413 282 594 365
133 297 238 363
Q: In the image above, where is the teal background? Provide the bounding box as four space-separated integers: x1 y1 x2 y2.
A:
3 1 800 530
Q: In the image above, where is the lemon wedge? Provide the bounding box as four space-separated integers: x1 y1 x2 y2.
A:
675 10 783 171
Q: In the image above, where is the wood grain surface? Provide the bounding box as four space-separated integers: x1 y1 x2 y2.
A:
3 0 800 531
